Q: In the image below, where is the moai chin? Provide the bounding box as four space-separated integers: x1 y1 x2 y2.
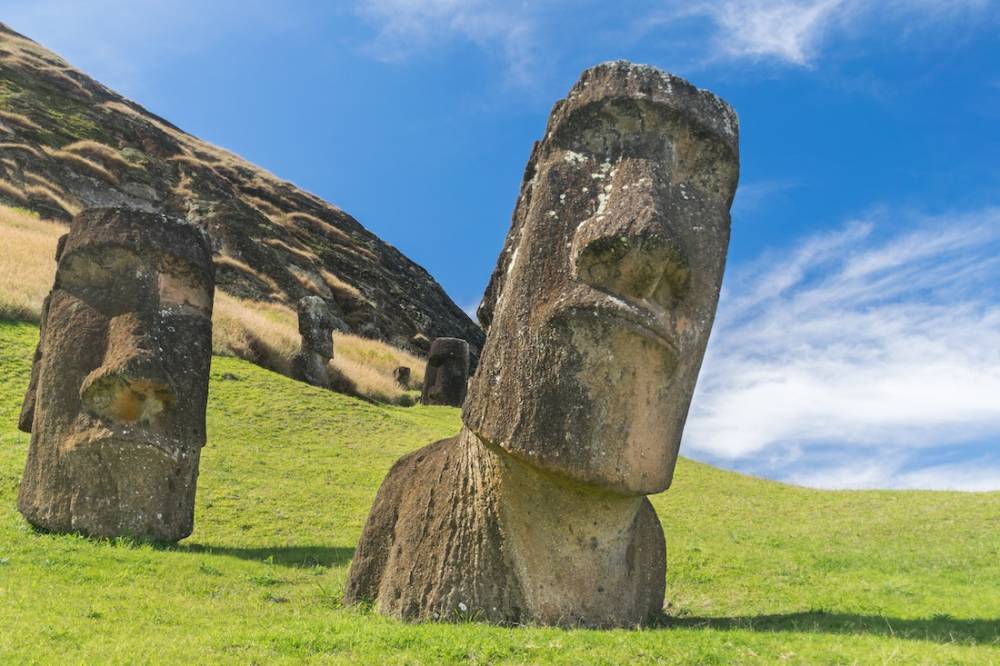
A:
419 337 470 406
291 296 336 388
17 207 215 542
345 61 739 627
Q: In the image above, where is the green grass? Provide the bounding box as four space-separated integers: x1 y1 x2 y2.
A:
0 320 998 664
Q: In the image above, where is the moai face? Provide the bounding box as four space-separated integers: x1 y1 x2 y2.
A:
18 207 214 541
464 62 739 496
297 295 335 358
420 337 470 406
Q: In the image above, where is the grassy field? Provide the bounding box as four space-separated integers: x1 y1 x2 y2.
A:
0 321 998 664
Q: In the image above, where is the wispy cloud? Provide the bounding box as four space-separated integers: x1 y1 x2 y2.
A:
355 0 539 85
685 207 1000 490
685 0 992 67
732 178 799 216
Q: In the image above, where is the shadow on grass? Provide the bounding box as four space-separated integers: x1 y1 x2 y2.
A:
663 611 1000 646
158 543 354 568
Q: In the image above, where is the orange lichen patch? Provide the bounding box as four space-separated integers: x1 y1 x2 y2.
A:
0 142 42 158
320 268 363 300
42 145 119 184
284 211 351 243
62 140 135 170
0 109 41 131
84 376 176 423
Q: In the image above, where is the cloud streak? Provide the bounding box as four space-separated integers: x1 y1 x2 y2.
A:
684 207 1000 490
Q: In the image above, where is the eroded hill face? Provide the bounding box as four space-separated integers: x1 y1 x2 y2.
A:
0 23 483 354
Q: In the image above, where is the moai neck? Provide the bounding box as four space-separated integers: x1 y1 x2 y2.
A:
459 428 660 626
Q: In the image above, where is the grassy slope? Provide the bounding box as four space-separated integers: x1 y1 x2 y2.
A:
0 321 997 665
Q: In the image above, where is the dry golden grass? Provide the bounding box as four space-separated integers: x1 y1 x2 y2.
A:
24 183 80 216
320 268 364 300
0 205 426 401
284 211 351 243
0 179 26 203
213 255 281 294
0 205 64 321
62 140 134 170
0 109 41 132
0 142 42 158
263 237 320 263
42 145 119 184
213 293 424 403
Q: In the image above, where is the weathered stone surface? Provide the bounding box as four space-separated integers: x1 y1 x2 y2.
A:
393 366 411 389
419 338 470 407
345 61 738 627
0 22 484 355
292 295 335 388
17 207 215 542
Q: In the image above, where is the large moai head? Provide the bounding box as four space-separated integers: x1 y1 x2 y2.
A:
18 207 215 541
463 61 739 495
420 337 470 406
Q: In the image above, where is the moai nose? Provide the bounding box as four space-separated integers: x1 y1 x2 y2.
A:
572 159 687 307
80 313 176 423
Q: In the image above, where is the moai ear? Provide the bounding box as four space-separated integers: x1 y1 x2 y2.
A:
18 294 51 433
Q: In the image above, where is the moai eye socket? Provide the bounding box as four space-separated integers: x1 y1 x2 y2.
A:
158 255 212 316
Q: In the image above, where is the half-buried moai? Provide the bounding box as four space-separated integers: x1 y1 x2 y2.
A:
344 62 739 627
393 366 411 389
291 295 336 388
419 337 470 406
17 207 215 542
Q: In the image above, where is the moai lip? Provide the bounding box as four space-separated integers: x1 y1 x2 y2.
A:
419 337 470 407
17 207 215 542
345 61 738 627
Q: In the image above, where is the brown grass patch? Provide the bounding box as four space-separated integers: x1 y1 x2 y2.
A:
0 110 41 132
62 140 135 170
0 142 42 158
213 255 282 294
320 268 363 300
42 146 119 184
0 179 26 203
263 237 320 264
284 211 351 243
0 204 64 321
24 184 80 217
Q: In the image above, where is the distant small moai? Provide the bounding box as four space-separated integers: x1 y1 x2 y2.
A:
18 207 215 542
292 296 337 388
419 337 469 406
393 366 411 389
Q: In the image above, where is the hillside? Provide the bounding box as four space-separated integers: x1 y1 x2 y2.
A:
0 322 997 664
0 22 483 353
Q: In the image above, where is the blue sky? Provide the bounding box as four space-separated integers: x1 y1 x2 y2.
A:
5 0 999 490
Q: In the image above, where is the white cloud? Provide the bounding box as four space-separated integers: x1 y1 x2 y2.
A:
685 207 1000 490
688 0 992 66
701 0 846 66
355 0 538 84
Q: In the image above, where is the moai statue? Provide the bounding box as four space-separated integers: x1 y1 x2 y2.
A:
393 366 411 389
344 62 738 627
17 207 215 542
419 337 470 406
291 296 336 388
